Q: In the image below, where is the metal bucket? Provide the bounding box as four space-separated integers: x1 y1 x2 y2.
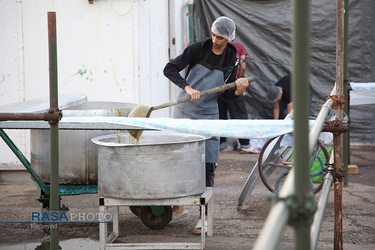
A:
30 101 137 185
91 131 209 199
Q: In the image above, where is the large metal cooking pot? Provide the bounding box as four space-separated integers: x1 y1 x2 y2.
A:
30 101 137 185
91 130 209 199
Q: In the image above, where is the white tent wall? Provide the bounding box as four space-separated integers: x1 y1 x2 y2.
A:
0 0 190 164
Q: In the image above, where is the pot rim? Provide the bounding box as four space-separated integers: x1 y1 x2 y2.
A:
91 130 210 147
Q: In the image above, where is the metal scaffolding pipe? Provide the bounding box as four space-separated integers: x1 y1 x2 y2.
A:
291 0 313 248
0 111 61 123
0 112 46 121
342 0 350 186
253 98 335 250
252 83 338 250
308 87 336 153
253 1 339 248
334 0 345 248
252 113 335 250
48 11 60 250
252 0 347 248
311 152 335 249
333 133 344 250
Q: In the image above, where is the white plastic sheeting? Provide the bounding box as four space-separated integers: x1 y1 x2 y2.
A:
350 82 375 106
61 116 316 140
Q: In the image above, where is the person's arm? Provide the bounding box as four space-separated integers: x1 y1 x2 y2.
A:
273 101 280 120
184 85 201 101
287 102 293 115
163 56 191 90
163 44 202 101
163 41 202 90
237 55 246 78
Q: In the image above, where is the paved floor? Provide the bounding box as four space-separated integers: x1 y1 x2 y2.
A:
0 142 374 249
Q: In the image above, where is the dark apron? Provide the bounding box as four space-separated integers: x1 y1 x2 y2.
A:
174 48 227 163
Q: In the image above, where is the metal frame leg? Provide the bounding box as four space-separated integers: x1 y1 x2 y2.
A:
100 201 119 249
237 135 288 208
99 203 107 250
237 162 260 209
111 206 119 242
200 202 206 247
207 192 213 237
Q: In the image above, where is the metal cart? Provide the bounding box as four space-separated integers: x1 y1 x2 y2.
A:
0 95 171 228
237 133 331 209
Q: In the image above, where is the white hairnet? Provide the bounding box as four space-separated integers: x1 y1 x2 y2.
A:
211 16 236 41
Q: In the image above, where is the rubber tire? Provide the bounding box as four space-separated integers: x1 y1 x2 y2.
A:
129 206 142 217
140 206 172 229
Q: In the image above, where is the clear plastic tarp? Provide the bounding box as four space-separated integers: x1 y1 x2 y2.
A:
61 116 316 140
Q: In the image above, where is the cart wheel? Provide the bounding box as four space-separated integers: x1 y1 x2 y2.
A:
310 140 330 194
140 206 172 229
258 137 330 194
258 136 293 194
129 206 142 217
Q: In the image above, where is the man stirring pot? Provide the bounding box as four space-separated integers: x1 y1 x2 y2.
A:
163 16 250 234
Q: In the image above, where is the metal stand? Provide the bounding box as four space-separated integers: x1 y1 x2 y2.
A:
99 188 213 250
237 135 285 209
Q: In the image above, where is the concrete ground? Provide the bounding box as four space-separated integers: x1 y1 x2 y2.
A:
0 142 374 249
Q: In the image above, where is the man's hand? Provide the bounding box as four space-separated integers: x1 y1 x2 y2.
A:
185 85 201 101
235 77 249 96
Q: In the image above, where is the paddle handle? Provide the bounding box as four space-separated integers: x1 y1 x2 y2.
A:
151 77 255 111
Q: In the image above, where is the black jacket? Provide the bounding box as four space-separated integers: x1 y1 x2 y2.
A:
163 38 238 98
